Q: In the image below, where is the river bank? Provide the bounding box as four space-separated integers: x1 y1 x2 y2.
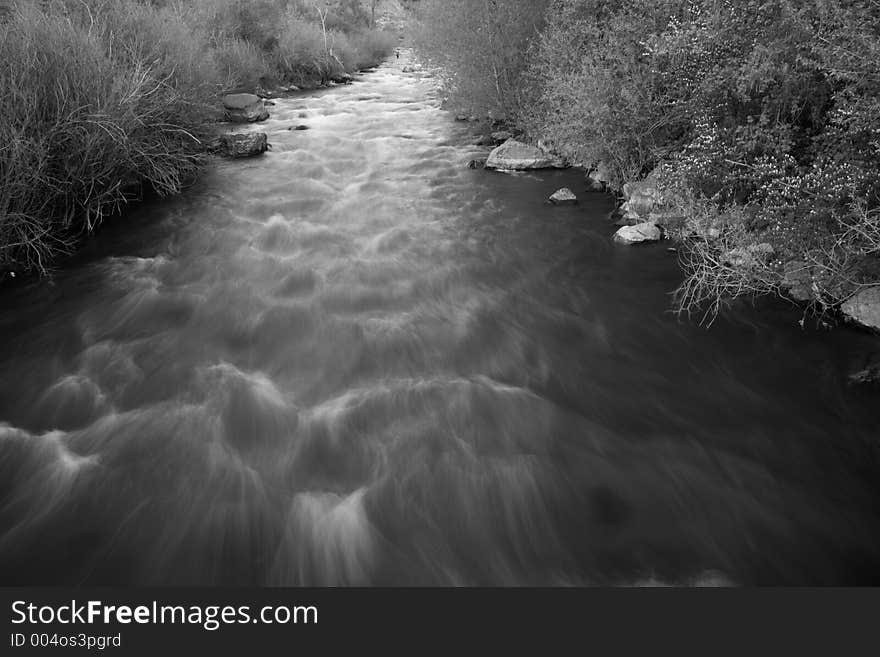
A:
451 119 880 344
0 0 397 282
412 0 880 334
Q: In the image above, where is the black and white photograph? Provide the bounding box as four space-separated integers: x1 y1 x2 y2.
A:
1 0 879 646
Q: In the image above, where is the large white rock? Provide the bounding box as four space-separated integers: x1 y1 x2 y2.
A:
549 188 578 205
223 93 269 123
842 286 880 331
613 222 662 244
485 139 567 171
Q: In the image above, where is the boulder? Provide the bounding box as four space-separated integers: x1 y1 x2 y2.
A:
223 93 269 123
485 139 567 171
491 130 512 144
220 132 268 158
549 188 578 205
613 222 662 245
841 286 880 332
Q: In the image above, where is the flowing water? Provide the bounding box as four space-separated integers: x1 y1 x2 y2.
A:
1 53 880 586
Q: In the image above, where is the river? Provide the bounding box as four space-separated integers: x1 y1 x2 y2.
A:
1 52 879 586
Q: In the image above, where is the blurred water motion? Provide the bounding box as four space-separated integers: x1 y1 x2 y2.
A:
1 52 879 586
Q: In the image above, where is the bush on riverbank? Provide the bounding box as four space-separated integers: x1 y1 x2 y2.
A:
412 0 550 120
0 0 396 277
0 1 217 275
415 0 880 321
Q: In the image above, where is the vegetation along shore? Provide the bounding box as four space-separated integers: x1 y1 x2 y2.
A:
414 0 880 331
0 0 397 280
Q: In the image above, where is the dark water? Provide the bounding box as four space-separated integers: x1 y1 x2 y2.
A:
2 53 879 586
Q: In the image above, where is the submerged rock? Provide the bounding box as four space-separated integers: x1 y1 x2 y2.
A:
290 124 310 131
491 130 512 144
485 139 567 171
613 222 662 244
841 286 880 332
849 363 880 385
549 188 578 205
221 132 268 158
222 93 269 123
466 158 486 169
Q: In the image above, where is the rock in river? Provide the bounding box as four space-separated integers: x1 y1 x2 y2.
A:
549 188 578 205
221 133 268 158
223 93 269 123
485 139 567 171
613 222 662 245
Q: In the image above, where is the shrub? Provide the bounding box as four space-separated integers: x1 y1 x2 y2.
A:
0 1 217 275
213 36 274 89
520 0 694 187
414 0 550 120
273 16 335 81
655 0 880 318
